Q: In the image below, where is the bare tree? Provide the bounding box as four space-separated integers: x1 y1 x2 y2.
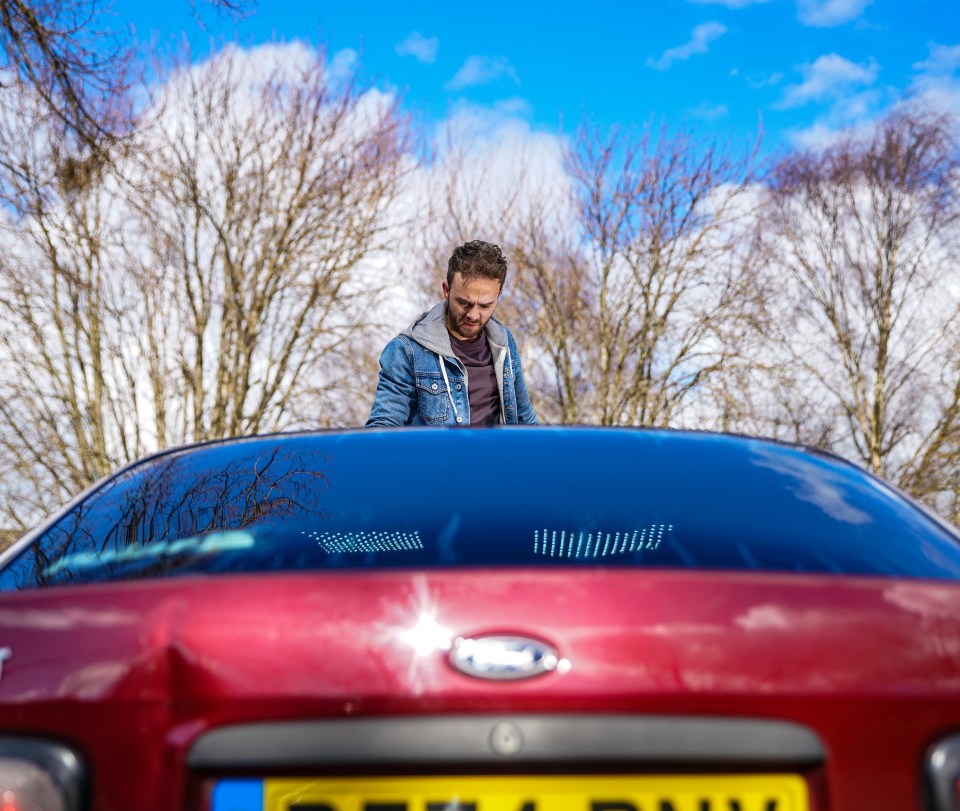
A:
0 80 139 529
417 120 762 426
759 108 960 521
503 122 762 426
0 43 411 528
0 0 255 157
126 45 411 442
0 0 129 156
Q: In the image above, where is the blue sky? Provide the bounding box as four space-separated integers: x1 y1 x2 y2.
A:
112 0 960 156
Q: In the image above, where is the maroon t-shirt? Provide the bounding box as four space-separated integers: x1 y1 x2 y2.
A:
449 331 501 426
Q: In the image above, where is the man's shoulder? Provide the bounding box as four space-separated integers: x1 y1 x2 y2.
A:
400 302 451 355
378 334 410 362
379 317 445 366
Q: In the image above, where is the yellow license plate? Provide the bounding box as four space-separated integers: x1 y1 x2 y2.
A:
263 774 809 811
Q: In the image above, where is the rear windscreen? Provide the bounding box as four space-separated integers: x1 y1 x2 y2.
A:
2 428 960 589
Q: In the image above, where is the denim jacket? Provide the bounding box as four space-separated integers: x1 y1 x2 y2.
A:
366 303 538 426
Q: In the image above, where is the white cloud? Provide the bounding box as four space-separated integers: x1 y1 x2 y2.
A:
329 48 358 81
909 44 960 119
396 32 439 64
746 70 784 89
913 43 960 75
786 94 883 149
439 98 541 144
839 89 883 119
444 55 520 91
910 82 960 118
187 41 318 88
777 53 877 108
687 0 769 6
647 22 727 70
778 52 887 148
688 102 729 120
796 0 874 27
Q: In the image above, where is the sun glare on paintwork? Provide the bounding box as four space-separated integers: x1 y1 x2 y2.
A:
399 611 453 657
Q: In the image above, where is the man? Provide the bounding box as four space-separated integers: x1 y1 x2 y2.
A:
366 240 538 426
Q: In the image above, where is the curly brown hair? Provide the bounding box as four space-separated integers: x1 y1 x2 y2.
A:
447 240 508 290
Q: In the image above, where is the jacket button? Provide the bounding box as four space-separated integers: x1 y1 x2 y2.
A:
431 382 438 390
456 416 463 423
456 383 462 390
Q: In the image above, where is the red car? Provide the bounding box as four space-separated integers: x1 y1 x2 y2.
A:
1 427 960 811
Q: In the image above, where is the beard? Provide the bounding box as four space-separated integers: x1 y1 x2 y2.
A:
447 308 483 340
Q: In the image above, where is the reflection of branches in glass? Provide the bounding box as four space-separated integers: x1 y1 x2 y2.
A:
23 442 333 587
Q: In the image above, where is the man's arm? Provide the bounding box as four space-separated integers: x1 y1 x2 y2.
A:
366 337 418 426
508 332 539 425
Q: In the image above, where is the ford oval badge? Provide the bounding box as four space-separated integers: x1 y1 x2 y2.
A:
449 635 566 680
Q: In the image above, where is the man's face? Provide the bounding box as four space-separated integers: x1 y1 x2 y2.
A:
443 272 501 341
